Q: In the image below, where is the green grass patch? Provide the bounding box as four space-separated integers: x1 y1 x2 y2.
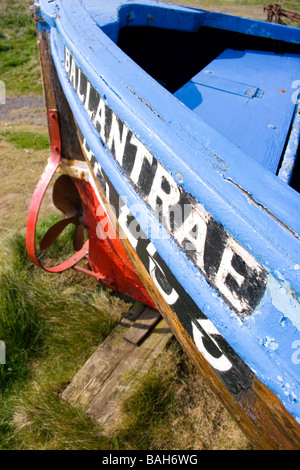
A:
0 0 42 96
0 222 250 450
167 0 300 12
0 219 130 449
116 346 179 450
1 130 49 150
0 122 51 237
115 342 251 450
166 0 300 24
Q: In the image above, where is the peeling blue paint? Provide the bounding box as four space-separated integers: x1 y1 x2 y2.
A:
268 275 300 332
278 106 300 184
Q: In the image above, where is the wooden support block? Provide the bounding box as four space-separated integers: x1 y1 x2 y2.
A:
61 303 173 435
61 304 145 407
123 307 161 345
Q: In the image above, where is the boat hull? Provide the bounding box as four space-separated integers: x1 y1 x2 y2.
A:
27 0 300 449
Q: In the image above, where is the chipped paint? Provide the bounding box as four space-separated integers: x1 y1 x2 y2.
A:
268 275 300 331
278 104 300 184
125 85 164 120
262 335 279 351
277 375 298 405
228 177 300 240
58 159 90 181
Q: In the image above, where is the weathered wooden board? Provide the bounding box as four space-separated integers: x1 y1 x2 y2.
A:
123 306 161 345
34 21 85 162
61 303 173 434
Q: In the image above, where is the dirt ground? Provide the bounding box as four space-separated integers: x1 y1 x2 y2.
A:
0 96 55 240
0 95 47 125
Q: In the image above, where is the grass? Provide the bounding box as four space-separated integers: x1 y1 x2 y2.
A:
0 226 129 450
0 0 42 97
0 123 51 237
118 345 250 450
1 129 49 150
0 228 250 449
166 0 300 16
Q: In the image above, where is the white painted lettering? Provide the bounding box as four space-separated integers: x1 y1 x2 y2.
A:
76 68 85 103
107 113 129 165
82 138 94 162
65 50 267 316
175 205 208 271
147 162 180 232
146 242 179 305
215 239 249 313
69 57 76 88
84 81 94 119
129 134 153 184
192 320 232 372
64 47 71 74
92 95 106 142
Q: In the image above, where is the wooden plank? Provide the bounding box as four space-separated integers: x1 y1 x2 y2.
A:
61 303 145 406
123 307 161 345
61 304 173 435
87 318 172 433
35 25 85 162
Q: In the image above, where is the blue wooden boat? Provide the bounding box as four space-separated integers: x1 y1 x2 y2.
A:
26 0 300 449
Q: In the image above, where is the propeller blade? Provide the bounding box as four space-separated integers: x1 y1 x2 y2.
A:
73 224 85 251
40 175 86 252
52 175 82 217
39 217 75 250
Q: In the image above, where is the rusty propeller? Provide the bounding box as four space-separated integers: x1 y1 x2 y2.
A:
39 175 85 251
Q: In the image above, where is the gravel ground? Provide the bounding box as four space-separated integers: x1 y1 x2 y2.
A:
0 95 47 125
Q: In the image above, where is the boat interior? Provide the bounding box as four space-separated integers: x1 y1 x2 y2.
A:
113 19 300 193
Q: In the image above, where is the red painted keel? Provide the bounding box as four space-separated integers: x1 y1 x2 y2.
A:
73 179 156 307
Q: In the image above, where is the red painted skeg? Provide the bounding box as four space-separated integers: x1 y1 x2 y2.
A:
73 178 156 307
25 109 155 307
26 109 89 272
